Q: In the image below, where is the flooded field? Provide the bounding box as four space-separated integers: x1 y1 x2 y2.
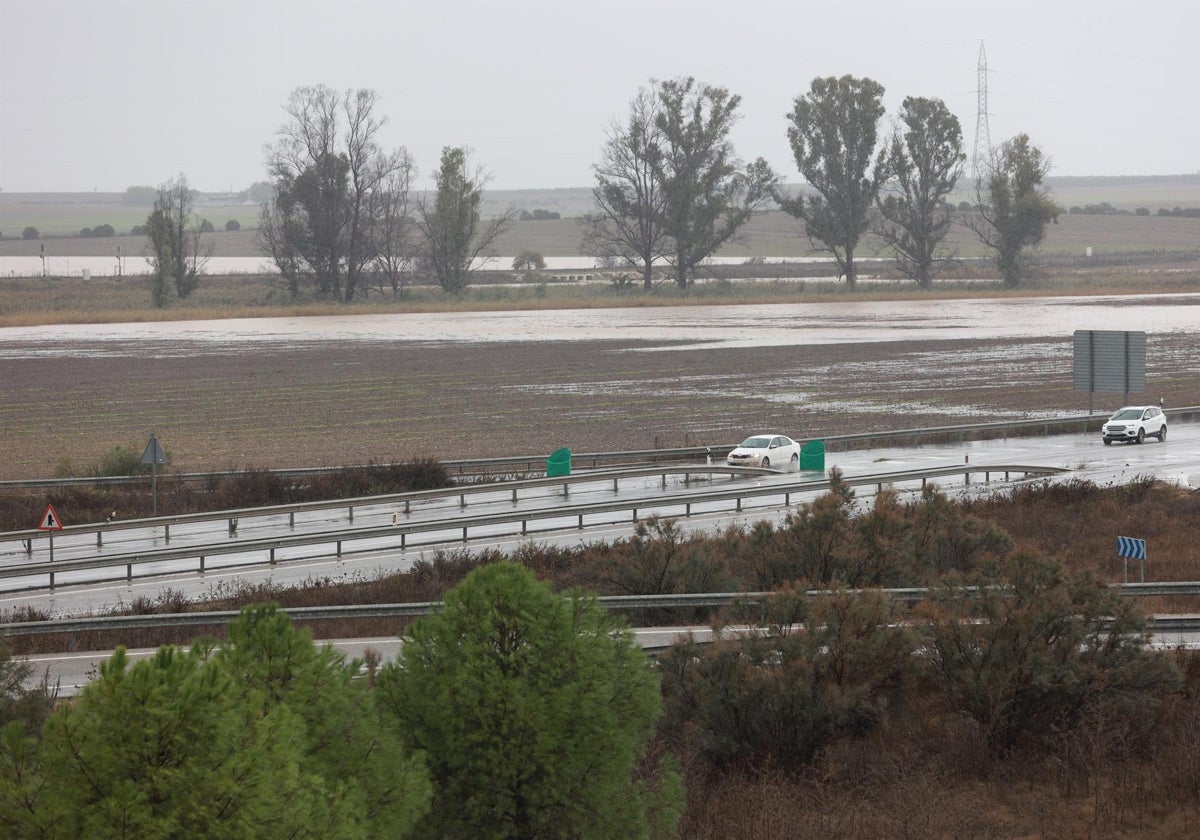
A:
1 294 1197 479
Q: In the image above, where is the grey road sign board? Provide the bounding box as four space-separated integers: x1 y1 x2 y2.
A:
1073 330 1146 393
141 435 166 465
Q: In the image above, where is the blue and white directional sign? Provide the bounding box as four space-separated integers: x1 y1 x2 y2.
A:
1117 536 1146 560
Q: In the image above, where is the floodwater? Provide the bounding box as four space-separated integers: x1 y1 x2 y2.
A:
0 293 1198 359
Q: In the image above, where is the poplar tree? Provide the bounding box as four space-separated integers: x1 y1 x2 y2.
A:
780 75 887 289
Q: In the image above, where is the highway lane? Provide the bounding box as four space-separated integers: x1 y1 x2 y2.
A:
27 619 1200 698
1 420 1195 619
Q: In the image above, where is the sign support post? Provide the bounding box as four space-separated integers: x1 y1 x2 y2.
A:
37 503 64 563
141 434 166 516
1117 536 1147 583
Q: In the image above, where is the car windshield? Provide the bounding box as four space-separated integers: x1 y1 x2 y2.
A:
1110 409 1142 420
740 436 772 449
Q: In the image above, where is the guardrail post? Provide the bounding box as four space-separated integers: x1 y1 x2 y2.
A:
579 514 584 529
522 520 527 535
49 570 54 589
348 506 354 523
460 493 466 508
164 524 170 543
126 563 132 582
685 503 691 517
512 488 518 503
200 556 205 573
96 531 103 547
335 542 342 557
270 548 277 564
289 512 295 527
462 527 468 542
613 478 619 492
661 474 667 489
405 500 411 514
563 482 569 496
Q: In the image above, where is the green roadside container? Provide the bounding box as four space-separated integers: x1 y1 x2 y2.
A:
799 439 825 472
546 447 572 477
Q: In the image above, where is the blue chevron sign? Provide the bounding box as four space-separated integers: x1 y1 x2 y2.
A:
1117 536 1146 560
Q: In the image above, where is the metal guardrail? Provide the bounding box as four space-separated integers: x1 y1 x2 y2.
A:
3 585 1199 639
3 406 1195 493
0 463 1064 592
1 464 756 547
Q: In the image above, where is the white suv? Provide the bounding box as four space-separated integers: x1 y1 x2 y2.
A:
1102 405 1167 445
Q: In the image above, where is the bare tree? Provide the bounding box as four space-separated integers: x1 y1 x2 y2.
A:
874 96 966 287
146 173 211 307
654 77 776 289
371 150 419 295
259 85 411 302
581 87 668 291
415 146 515 294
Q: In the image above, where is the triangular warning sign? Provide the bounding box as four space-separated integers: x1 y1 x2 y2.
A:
38 504 63 531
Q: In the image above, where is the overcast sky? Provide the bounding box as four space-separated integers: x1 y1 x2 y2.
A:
1 0 1197 194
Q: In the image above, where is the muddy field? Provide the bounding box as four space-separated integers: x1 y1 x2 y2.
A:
1 315 1196 481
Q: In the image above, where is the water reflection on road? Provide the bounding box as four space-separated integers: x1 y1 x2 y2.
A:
2 294 1199 357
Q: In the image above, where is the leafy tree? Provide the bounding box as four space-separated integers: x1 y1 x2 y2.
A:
225 219 241 231
582 85 669 291
654 77 776 288
21 226 37 240
214 605 432 839
0 635 55 735
660 586 913 772
199 218 215 233
238 181 275 204
874 96 966 287
122 185 158 205
378 562 682 840
918 552 1180 755
78 227 92 238
779 74 888 289
91 223 115 237
966 133 1060 287
259 85 413 302
0 606 432 839
512 250 546 271
415 146 515 294
146 173 211 306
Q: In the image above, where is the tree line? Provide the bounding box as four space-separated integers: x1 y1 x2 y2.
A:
140 75 1061 307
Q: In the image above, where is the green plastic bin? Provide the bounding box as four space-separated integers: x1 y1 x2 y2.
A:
546 447 572 477
799 439 825 472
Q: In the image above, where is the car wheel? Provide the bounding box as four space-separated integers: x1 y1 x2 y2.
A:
761 457 770 468
1136 427 1145 444
790 453 799 469
1159 425 1167 442
1103 438 1112 445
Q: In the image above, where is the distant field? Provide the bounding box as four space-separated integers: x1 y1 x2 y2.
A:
4 211 1200 264
4 175 1200 261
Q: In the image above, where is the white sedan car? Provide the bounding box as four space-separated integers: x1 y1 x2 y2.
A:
726 434 802 469
1101 405 1167 445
